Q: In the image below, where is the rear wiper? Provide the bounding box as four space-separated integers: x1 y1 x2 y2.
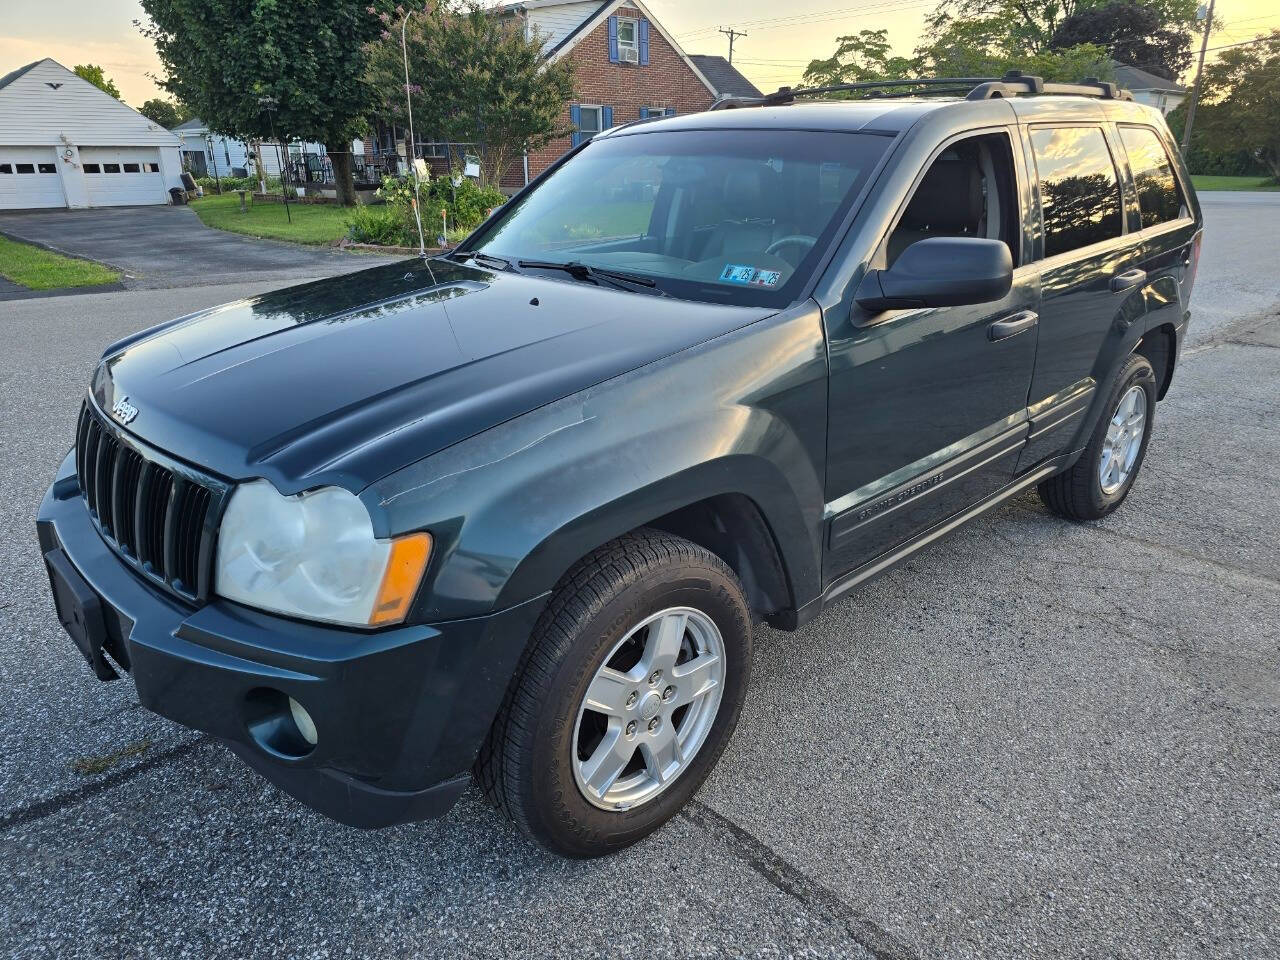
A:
518 259 666 295
455 250 513 271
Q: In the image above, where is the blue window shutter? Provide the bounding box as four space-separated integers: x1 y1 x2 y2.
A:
608 17 619 63
639 107 649 120
639 20 650 65
665 107 676 117
601 106 613 130
570 104 582 147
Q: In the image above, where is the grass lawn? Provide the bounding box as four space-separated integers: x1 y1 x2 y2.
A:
0 235 120 290
190 192 353 245
1191 175 1279 192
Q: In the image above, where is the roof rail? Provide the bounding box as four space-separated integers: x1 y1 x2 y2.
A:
709 71 1133 110
967 70 1134 101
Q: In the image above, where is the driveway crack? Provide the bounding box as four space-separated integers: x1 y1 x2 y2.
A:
683 799 921 960
0 737 207 834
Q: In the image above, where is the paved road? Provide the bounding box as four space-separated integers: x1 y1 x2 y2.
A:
1 196 1277 959
0 205 394 294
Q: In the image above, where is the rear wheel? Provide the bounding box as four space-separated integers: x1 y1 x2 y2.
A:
1038 352 1156 521
476 529 751 857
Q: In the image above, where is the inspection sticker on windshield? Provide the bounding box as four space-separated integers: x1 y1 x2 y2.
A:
720 264 782 288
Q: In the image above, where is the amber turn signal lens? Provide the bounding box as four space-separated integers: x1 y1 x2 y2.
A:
368 532 432 626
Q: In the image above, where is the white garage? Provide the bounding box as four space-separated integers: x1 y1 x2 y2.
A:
81 147 168 207
0 58 183 210
0 146 65 208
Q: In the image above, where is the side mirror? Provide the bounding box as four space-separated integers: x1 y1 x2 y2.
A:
855 237 1013 313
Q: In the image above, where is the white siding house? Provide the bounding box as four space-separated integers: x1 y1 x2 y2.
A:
0 58 184 210
172 118 329 179
510 0 605 52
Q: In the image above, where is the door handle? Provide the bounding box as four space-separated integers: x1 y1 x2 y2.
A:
988 310 1039 342
1110 268 1147 293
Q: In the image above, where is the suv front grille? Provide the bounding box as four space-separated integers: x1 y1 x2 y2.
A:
75 401 229 602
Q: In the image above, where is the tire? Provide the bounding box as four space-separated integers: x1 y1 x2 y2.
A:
1038 352 1157 522
476 528 752 857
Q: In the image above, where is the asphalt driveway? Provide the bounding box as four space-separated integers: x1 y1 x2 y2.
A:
0 194 1277 959
0 205 394 293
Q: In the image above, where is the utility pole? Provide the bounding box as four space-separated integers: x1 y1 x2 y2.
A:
719 26 747 65
1181 0 1215 153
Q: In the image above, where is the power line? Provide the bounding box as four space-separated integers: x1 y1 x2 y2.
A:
1205 35 1276 52
676 0 934 40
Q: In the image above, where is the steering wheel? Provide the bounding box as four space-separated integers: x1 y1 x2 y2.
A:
765 235 818 263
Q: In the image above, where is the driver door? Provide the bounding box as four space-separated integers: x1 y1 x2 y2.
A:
824 129 1040 579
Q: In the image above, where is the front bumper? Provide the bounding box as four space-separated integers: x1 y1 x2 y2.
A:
37 450 546 828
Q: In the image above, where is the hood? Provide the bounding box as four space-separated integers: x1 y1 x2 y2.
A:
91 259 772 493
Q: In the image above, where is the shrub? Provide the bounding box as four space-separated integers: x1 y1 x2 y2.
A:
371 173 506 245
346 204 412 246
191 174 284 193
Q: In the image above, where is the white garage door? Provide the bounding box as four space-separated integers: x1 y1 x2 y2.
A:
0 147 66 209
81 147 167 207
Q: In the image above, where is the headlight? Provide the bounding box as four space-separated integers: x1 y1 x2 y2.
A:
214 480 431 627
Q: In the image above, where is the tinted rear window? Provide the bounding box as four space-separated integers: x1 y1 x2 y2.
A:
1031 127 1123 258
1120 126 1185 228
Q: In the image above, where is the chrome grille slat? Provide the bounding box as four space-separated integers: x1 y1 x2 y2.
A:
74 401 224 602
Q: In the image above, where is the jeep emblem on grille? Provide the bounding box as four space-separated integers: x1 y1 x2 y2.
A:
111 395 138 425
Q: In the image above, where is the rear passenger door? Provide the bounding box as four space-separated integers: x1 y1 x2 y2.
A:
1017 124 1147 471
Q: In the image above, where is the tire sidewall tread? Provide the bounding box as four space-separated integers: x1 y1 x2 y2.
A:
476 529 752 858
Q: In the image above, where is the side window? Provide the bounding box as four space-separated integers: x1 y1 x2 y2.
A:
887 132 1020 267
1030 126 1123 258
1119 126 1186 228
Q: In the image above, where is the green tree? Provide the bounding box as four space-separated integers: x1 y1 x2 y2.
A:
1196 30 1280 182
916 20 1113 83
1049 2 1192 80
801 23 1112 93
802 29 919 87
367 1 575 186
923 0 1196 59
139 0 396 204
139 97 188 128
73 64 122 99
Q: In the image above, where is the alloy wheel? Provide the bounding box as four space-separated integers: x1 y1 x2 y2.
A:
571 607 725 811
1099 384 1147 495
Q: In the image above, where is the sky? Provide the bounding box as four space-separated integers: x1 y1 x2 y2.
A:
2 0 1278 108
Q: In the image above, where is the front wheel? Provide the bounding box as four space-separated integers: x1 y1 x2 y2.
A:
1038 352 1157 521
476 529 752 857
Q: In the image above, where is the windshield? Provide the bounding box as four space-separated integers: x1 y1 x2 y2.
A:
466 129 890 307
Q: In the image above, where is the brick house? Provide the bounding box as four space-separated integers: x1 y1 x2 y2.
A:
495 0 717 188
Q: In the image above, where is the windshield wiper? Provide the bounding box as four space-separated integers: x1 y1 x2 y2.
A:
518 259 666 295
454 250 514 271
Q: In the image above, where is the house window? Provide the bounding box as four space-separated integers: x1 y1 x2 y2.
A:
123 163 141 173
15 164 35 173
0 164 11 174
83 164 101 173
616 17 637 55
146 162 160 173
38 163 57 173
103 163 121 173
579 105 603 139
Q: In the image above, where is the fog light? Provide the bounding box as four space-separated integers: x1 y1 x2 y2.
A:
288 697 319 746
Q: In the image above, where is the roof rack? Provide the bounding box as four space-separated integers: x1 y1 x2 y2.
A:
710 71 1134 110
